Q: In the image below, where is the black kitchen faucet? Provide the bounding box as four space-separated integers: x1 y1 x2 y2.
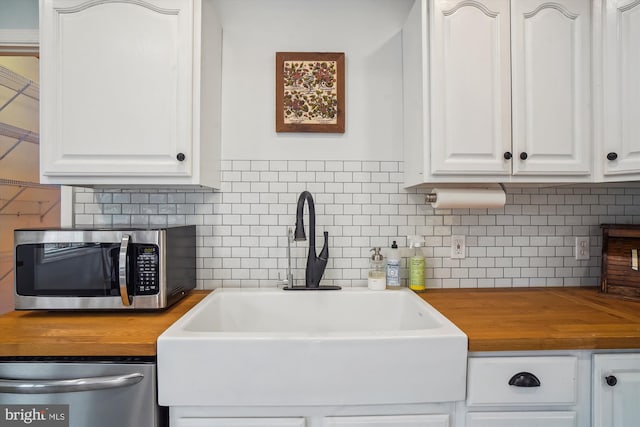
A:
284 191 340 290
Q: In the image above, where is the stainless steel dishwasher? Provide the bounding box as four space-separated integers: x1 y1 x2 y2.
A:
0 358 167 427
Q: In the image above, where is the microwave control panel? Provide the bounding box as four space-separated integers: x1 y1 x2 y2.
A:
134 245 159 295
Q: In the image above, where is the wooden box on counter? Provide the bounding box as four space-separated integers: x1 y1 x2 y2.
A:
601 224 640 300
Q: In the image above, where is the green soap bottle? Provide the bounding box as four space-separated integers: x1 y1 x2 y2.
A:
408 236 425 292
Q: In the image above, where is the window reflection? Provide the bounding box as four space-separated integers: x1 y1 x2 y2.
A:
0 56 60 314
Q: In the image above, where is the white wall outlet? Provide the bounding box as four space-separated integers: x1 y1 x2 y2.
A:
451 235 465 259
575 236 590 260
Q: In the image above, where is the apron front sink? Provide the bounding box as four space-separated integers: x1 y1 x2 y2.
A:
158 288 467 407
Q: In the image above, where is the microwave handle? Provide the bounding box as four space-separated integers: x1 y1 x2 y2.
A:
0 373 144 394
118 234 132 306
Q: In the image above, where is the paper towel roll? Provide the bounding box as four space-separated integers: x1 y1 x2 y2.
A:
429 188 506 209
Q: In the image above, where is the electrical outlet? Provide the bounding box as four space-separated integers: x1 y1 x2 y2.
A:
575 236 590 260
451 235 465 259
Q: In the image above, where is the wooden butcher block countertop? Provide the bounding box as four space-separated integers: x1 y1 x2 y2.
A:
420 287 640 352
0 291 208 357
2 287 640 357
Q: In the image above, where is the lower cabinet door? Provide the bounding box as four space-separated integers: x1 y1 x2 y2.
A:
466 411 576 427
593 353 640 427
174 418 306 427
175 415 450 427
323 414 449 427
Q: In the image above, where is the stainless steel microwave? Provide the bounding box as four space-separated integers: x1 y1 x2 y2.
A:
14 225 196 310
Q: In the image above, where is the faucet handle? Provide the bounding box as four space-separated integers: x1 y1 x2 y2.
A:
319 231 329 261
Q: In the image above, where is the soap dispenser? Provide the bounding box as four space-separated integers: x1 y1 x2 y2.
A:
368 247 386 290
386 241 401 289
408 235 426 292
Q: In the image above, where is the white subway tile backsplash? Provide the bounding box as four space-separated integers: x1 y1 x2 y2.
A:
325 161 344 172
71 160 640 289
343 161 362 172
372 172 390 183
353 172 371 183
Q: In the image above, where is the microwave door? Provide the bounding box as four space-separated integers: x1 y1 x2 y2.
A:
118 234 132 306
15 243 117 297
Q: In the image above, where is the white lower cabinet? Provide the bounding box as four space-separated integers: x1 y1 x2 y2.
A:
169 351 640 427
462 354 582 427
466 411 576 427
467 356 578 406
323 414 449 427
173 418 305 427
593 353 640 427
173 415 450 427
171 414 453 427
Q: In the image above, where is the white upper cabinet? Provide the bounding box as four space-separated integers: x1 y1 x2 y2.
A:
403 0 592 186
39 0 221 187
511 0 592 177
600 0 640 179
429 0 512 177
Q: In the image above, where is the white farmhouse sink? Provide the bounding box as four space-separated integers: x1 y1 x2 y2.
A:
158 288 467 407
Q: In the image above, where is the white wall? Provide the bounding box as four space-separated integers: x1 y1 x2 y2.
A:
217 0 413 161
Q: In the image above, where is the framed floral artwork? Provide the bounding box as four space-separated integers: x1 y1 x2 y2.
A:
275 52 345 133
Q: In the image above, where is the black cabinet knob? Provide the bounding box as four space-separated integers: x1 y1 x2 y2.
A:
176 153 186 162
504 152 513 160
508 371 541 387
520 152 528 160
607 152 618 161
606 375 618 387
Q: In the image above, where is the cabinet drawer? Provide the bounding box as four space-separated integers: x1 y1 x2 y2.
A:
467 356 577 406
324 414 449 427
466 411 576 427
175 418 305 427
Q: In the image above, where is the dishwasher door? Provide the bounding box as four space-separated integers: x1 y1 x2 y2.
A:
0 361 165 427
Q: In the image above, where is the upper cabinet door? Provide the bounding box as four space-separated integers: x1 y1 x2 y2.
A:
511 0 592 176
430 0 512 176
40 0 194 179
602 0 640 177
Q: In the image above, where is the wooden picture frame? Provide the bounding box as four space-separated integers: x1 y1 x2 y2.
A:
275 52 345 133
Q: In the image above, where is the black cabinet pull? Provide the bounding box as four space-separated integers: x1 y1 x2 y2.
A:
503 152 512 160
520 152 528 160
176 153 186 162
508 372 541 387
607 152 618 161
606 375 617 387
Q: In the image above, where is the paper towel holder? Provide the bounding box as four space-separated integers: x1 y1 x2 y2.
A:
424 183 507 205
425 193 438 203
